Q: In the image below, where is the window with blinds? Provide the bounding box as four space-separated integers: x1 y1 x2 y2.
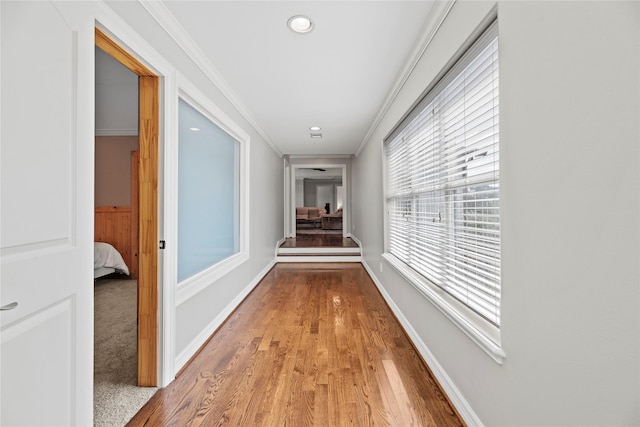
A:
384 22 500 328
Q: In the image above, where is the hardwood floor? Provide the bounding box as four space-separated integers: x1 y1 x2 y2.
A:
127 263 464 426
281 235 359 248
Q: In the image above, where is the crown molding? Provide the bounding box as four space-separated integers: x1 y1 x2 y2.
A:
355 0 456 157
138 0 283 158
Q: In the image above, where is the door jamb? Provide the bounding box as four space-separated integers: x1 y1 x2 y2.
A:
95 27 159 387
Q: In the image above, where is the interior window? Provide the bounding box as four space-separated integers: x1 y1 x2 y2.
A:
177 99 240 282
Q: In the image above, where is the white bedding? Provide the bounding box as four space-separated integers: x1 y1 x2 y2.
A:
94 242 130 276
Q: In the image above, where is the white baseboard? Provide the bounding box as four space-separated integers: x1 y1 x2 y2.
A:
172 250 481 426
278 247 360 255
175 258 276 371
275 237 286 257
360 259 484 427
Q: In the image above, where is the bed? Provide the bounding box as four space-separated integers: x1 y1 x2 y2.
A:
94 242 130 279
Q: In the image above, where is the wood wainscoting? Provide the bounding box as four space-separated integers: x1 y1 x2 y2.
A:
95 205 138 279
94 146 140 280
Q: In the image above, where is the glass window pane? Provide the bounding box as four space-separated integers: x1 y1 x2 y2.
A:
178 99 239 282
384 25 500 327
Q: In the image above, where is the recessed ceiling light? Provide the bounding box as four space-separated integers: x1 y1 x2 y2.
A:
189 127 200 131
309 126 321 131
288 15 313 34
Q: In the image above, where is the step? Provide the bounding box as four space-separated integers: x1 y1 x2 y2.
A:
276 254 362 263
276 246 361 263
278 246 361 255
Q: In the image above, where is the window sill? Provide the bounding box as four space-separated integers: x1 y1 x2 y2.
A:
381 253 506 364
176 251 249 306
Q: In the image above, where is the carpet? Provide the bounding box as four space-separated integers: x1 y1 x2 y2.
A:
94 278 157 427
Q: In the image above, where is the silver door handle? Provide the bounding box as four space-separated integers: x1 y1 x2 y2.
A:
0 302 18 311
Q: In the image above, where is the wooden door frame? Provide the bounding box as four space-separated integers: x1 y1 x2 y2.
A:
95 28 159 387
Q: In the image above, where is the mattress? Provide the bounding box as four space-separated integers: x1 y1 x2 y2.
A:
94 242 130 277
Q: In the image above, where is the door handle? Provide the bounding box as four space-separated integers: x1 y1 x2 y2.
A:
0 302 18 311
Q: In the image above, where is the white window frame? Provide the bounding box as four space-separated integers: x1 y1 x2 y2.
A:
382 21 505 364
171 76 250 306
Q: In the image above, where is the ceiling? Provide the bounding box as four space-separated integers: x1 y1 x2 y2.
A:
157 1 438 156
98 1 443 156
296 167 343 181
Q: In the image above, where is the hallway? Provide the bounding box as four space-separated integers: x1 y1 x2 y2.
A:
127 263 463 426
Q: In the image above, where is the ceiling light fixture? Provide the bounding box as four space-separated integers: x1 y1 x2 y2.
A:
309 126 322 131
310 132 323 138
189 127 200 131
288 15 313 34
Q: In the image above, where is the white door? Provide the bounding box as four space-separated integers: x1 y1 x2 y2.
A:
1 2 93 425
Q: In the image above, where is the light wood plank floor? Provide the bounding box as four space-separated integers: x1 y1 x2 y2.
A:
127 263 464 426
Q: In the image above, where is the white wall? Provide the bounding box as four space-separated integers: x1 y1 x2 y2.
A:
352 1 640 425
295 179 304 207
102 1 284 363
94 136 138 206
95 46 138 136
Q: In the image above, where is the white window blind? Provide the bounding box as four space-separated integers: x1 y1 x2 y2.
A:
385 22 500 327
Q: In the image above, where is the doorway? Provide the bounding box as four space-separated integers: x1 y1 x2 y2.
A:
288 162 348 238
95 28 159 388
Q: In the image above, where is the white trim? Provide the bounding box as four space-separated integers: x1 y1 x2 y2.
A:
355 0 455 157
139 0 282 158
174 259 276 372
349 233 362 249
161 69 179 387
382 253 505 364
175 252 246 305
283 158 291 236
174 74 251 307
178 76 251 149
278 247 360 255
95 7 170 77
289 163 348 238
275 237 286 258
276 255 361 263
360 258 484 427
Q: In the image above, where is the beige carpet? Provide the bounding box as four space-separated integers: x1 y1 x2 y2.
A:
94 278 157 427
